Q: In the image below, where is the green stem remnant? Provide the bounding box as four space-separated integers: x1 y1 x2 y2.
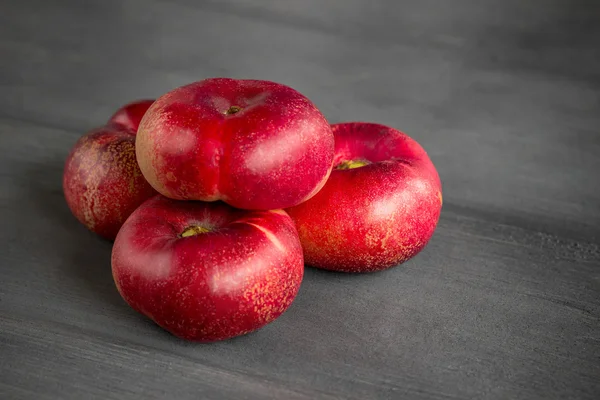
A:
336 159 371 170
180 225 211 238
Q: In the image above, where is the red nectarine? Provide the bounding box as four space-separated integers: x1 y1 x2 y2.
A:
286 122 442 273
136 78 334 210
63 100 157 240
111 195 304 342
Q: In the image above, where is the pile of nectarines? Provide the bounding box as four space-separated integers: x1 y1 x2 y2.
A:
63 78 442 342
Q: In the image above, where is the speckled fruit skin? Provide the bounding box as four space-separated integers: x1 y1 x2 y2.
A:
63 100 157 240
136 78 335 210
286 122 443 273
111 195 304 342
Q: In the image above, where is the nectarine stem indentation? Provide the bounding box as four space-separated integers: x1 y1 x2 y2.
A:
336 159 370 170
180 225 211 238
225 105 242 115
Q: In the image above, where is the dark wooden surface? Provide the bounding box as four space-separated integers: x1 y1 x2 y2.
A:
1 0 600 399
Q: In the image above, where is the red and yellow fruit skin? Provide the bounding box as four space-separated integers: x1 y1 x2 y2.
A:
111 195 304 342
63 126 158 240
286 122 443 273
63 100 157 240
136 78 334 210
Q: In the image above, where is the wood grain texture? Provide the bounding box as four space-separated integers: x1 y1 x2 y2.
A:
1 0 599 399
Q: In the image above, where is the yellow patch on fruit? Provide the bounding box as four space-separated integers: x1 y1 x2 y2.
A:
268 209 287 216
180 225 211 238
243 222 285 252
166 172 177 182
336 159 370 170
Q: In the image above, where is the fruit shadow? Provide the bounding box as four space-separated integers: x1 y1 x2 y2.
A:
23 156 128 311
296 263 401 309
302 263 398 280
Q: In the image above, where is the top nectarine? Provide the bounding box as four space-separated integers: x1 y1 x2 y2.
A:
135 78 335 210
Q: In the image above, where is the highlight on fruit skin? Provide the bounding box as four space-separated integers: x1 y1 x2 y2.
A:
286 121 443 273
111 195 305 342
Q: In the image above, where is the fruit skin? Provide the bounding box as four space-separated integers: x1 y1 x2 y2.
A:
63 100 157 240
136 78 334 210
108 99 155 132
285 122 443 273
111 195 304 342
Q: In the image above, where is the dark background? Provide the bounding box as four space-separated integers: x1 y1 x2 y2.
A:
1 0 599 399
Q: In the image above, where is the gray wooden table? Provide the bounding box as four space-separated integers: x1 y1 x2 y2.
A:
1 1 599 399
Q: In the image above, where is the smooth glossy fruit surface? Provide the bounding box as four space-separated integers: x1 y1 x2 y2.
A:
286 122 442 273
136 78 334 210
112 195 304 341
